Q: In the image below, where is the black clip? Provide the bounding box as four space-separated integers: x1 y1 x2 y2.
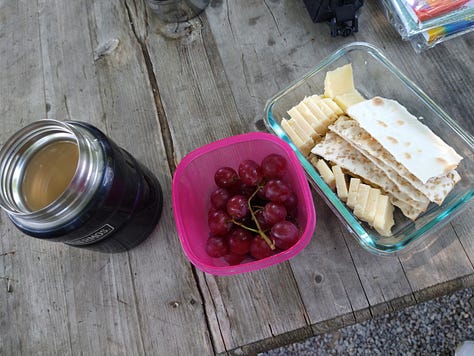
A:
303 0 363 37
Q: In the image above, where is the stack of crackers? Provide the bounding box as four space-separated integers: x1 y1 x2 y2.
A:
280 64 463 236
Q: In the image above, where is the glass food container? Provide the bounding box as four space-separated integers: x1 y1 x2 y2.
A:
264 42 474 255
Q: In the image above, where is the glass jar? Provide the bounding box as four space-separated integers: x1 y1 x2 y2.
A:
0 120 163 253
145 0 210 23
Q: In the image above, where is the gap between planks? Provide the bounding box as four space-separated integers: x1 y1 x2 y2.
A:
124 0 176 173
123 2 221 354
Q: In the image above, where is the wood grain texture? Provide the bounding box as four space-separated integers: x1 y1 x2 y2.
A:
0 0 473 354
204 0 474 352
141 5 311 353
1 0 212 354
0 1 74 355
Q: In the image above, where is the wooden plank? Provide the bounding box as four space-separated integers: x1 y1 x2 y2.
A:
0 1 74 355
0 2 45 133
205 0 336 126
43 0 166 354
203 0 413 341
289 195 371 331
144 17 247 156
199 266 311 354
76 0 213 354
204 0 474 349
86 1 214 354
141 3 311 354
399 210 474 301
453 206 474 263
340 229 414 317
1 0 214 355
33 0 147 354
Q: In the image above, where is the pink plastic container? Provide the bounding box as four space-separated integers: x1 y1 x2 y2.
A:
172 132 317 275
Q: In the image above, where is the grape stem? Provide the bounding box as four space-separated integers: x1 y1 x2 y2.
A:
232 220 260 234
247 186 276 250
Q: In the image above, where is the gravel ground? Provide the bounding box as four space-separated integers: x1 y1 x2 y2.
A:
260 287 474 355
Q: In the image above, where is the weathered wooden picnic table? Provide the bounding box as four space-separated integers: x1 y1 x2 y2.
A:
1 0 473 355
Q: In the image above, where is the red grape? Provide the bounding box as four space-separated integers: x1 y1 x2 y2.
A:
254 209 272 231
215 167 239 189
263 179 292 203
228 228 253 255
206 236 229 258
206 155 301 265
224 253 246 265
210 187 232 210
208 206 219 218
271 221 299 250
238 160 262 186
208 210 233 236
232 181 255 198
262 202 287 225
261 154 287 178
250 237 274 260
283 192 298 212
226 195 249 220
256 185 267 200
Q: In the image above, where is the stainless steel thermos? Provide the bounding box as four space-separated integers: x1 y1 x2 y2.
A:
0 120 163 253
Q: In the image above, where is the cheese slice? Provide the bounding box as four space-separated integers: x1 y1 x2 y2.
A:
363 188 381 224
334 91 366 112
347 178 361 209
286 118 313 144
303 96 332 126
354 183 370 220
288 107 321 142
324 63 356 98
347 97 463 184
332 165 348 202
322 98 344 116
294 102 328 136
373 195 395 236
314 99 339 122
313 158 336 189
281 119 313 156
347 177 394 236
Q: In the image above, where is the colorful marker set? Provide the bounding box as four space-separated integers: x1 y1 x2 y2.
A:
381 0 474 52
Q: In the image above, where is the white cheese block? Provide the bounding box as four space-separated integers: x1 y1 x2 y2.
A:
354 183 370 220
334 91 366 112
314 159 336 189
294 102 328 136
281 119 313 156
315 98 339 121
303 96 332 126
288 107 320 141
347 97 463 184
324 63 356 98
287 118 313 144
332 165 348 202
363 187 381 224
322 98 344 116
373 195 395 236
347 178 361 209
281 119 303 146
